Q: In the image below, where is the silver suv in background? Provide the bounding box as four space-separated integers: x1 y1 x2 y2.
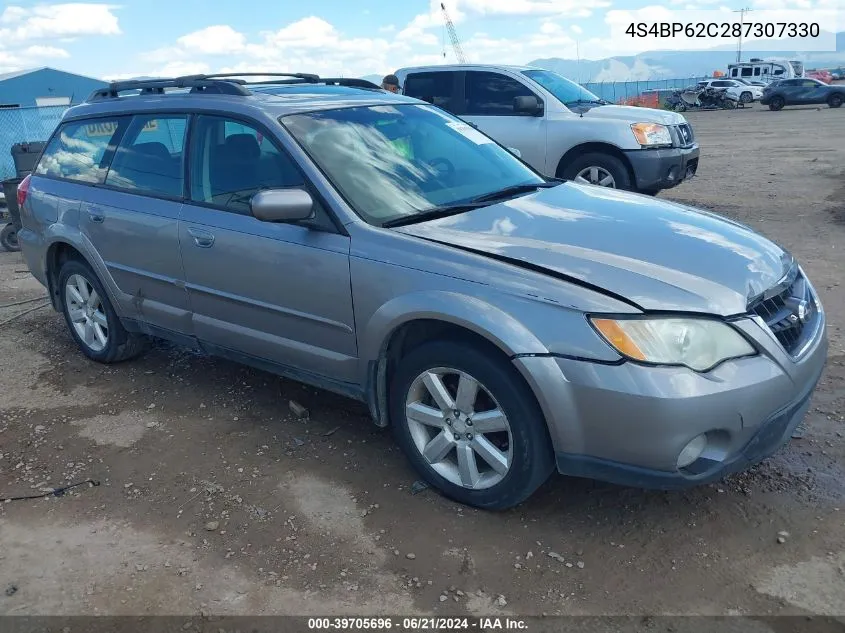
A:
395 64 699 195
17 73 826 510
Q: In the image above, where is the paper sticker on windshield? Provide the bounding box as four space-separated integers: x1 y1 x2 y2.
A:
447 121 493 145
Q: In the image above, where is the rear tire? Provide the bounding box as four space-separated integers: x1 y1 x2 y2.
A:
1 224 19 252
561 152 632 191
390 340 555 510
769 96 785 111
828 94 843 108
58 259 148 363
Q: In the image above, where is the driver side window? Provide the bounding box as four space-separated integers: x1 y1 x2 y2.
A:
189 115 305 215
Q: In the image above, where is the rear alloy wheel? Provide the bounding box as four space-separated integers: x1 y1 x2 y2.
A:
58 259 148 363
828 94 843 109
769 96 785 111
0 223 19 252
740 91 753 104
562 152 631 191
391 341 554 510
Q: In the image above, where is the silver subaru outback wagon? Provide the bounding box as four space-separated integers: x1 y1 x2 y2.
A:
16 73 827 510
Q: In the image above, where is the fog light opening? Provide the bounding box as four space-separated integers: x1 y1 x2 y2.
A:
677 434 708 469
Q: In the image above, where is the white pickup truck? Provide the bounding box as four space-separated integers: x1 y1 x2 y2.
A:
394 64 700 195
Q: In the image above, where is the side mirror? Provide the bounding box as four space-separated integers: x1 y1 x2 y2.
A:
514 95 543 116
507 147 522 158
251 188 314 223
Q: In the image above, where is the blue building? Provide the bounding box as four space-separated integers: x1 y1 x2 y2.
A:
0 67 107 108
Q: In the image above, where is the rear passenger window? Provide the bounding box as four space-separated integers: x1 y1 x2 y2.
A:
465 71 535 116
35 118 125 184
403 72 457 113
105 115 187 198
189 115 305 215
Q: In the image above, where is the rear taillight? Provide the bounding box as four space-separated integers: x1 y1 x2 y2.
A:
17 174 31 208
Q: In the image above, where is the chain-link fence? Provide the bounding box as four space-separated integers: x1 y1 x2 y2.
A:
583 77 710 106
0 105 66 179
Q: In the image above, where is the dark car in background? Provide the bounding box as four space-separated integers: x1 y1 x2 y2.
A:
761 78 845 111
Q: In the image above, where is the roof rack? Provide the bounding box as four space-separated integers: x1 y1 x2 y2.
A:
246 77 381 89
88 76 252 101
86 73 383 102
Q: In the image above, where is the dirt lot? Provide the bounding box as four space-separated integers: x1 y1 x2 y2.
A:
1 106 844 621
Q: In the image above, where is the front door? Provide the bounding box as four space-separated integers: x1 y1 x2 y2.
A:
178 114 358 384
460 71 548 174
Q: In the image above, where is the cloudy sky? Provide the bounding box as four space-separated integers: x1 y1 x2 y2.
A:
0 0 840 80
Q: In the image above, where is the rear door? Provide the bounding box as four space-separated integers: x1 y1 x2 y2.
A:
35 114 191 335
403 71 462 115
778 79 803 103
460 71 547 173
178 114 358 384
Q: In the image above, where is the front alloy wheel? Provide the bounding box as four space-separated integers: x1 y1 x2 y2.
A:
574 166 616 188
405 367 513 490
390 340 554 510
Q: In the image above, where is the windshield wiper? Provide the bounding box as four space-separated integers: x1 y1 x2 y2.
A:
381 202 490 228
471 181 558 203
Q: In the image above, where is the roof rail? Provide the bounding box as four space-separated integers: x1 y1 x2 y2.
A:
87 76 251 101
188 72 321 82
246 77 381 90
86 73 382 102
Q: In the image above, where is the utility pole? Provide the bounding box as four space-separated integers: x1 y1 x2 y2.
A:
733 7 752 63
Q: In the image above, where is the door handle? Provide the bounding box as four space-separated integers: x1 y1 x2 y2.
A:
87 208 105 223
187 227 215 248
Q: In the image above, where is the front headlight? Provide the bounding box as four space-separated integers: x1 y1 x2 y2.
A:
631 122 672 147
590 317 756 372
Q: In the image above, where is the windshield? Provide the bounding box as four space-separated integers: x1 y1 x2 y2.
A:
521 69 602 106
281 104 544 226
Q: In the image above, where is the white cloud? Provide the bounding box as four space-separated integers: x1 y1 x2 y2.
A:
460 0 609 16
0 6 27 24
379 24 397 33
177 25 245 55
571 25 583 34
0 3 120 44
23 45 70 59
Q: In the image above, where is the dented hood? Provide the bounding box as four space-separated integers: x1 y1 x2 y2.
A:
393 183 792 316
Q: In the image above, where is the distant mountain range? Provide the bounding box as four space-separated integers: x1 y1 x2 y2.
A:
368 31 845 84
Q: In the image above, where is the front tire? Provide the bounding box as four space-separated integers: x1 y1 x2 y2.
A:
561 152 632 191
58 259 148 363
1 224 19 252
769 96 785 111
740 91 753 104
829 94 843 108
390 340 554 510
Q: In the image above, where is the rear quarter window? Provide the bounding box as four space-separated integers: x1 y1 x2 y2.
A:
35 118 126 184
403 72 457 112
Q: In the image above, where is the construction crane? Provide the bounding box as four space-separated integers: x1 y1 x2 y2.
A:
440 2 467 64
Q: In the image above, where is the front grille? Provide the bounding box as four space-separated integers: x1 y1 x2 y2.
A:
675 123 695 147
751 268 818 356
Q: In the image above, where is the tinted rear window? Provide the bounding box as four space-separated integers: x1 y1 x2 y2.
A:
104 114 187 198
403 72 457 112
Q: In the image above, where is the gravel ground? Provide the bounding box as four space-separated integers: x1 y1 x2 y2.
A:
1 105 844 621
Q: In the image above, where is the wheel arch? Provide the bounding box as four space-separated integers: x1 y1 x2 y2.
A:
44 238 120 315
555 142 635 184
359 292 550 428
